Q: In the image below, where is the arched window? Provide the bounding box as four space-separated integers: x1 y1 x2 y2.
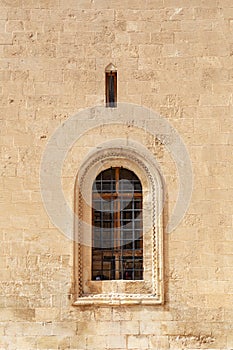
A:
105 63 117 108
92 167 143 281
73 145 164 305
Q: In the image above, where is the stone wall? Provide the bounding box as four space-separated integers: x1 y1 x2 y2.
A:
0 0 233 349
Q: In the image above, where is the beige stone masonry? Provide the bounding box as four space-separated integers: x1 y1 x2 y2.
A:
0 0 233 349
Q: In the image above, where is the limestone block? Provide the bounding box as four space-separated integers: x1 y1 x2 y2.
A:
149 336 169 349
86 335 107 349
37 336 58 349
35 308 60 322
107 335 127 349
130 33 150 45
127 335 149 349
140 321 162 335
5 20 24 32
119 321 139 337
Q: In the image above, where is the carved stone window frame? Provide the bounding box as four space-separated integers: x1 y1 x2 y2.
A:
73 145 164 306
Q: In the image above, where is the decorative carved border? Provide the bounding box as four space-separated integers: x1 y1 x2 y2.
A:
73 145 164 306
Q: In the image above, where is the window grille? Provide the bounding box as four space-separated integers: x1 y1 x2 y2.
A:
92 167 143 280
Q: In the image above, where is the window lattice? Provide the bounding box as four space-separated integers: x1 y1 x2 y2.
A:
92 167 143 280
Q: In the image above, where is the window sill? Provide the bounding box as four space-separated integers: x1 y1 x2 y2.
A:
73 293 163 306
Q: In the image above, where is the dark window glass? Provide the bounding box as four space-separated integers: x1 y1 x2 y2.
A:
92 167 143 280
105 72 117 108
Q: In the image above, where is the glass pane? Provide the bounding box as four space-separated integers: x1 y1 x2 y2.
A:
92 167 143 280
119 168 142 193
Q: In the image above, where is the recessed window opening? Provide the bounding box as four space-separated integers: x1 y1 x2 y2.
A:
105 63 117 108
92 167 143 281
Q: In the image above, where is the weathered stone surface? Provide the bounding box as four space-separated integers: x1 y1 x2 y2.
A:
0 1 233 349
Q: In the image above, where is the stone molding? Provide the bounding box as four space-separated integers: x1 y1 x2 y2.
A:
73 144 164 306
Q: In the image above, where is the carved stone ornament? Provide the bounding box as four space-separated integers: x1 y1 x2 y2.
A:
73 142 164 306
